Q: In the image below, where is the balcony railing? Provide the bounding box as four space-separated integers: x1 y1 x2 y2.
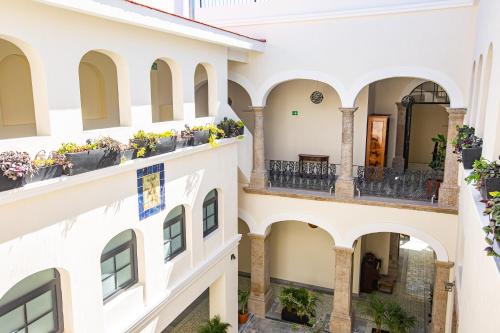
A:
199 0 267 8
268 160 443 202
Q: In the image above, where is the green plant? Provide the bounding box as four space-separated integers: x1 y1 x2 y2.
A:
158 130 176 138
278 287 317 318
197 315 231 333
452 125 482 160
429 134 447 171
384 302 416 333
236 120 244 129
33 151 68 169
0 151 36 180
465 157 500 187
482 191 500 257
238 289 250 314
192 124 224 147
93 136 123 153
129 130 160 158
363 294 387 333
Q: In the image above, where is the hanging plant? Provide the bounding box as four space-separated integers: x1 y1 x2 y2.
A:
310 91 324 104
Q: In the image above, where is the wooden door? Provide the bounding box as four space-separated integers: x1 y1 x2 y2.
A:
365 115 389 167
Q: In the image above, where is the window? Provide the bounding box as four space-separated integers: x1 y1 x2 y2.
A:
100 230 138 301
0 269 64 333
203 189 218 237
163 205 186 261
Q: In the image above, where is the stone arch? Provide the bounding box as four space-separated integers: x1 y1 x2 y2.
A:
466 61 476 124
346 66 465 108
0 34 49 137
471 55 484 128
476 44 493 137
255 69 347 106
150 57 182 122
344 222 449 261
194 62 217 118
228 72 258 106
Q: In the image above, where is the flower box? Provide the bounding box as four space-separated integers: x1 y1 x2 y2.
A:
155 136 177 154
481 177 500 200
0 175 24 192
66 148 120 176
281 308 311 326
462 147 482 169
192 130 210 146
120 149 134 163
26 165 63 183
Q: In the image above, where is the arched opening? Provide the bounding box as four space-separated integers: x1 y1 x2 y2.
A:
471 55 484 129
466 61 476 124
150 59 174 123
79 50 120 130
477 45 493 137
0 38 36 138
163 205 186 262
100 229 138 302
0 269 64 332
228 80 253 133
195 64 210 118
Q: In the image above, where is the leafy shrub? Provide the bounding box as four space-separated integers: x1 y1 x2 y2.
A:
279 286 317 318
197 315 231 333
0 151 35 180
483 191 500 257
452 125 482 160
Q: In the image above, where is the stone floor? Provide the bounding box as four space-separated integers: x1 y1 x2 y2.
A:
162 239 435 333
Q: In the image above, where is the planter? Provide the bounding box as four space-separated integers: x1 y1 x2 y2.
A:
66 148 120 176
461 147 482 169
238 312 249 325
236 126 244 136
481 177 500 200
26 165 63 183
219 124 231 138
156 136 177 155
176 137 192 149
0 174 24 192
192 130 210 146
120 149 134 163
281 308 310 326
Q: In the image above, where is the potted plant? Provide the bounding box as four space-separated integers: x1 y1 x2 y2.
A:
217 118 234 138
452 125 483 169
0 151 36 191
236 120 245 136
465 157 500 200
28 151 66 183
129 130 160 158
383 302 416 333
426 134 446 198
197 315 231 333
278 286 317 326
190 125 211 146
56 136 121 175
482 191 500 258
156 130 177 154
238 289 250 324
363 294 389 333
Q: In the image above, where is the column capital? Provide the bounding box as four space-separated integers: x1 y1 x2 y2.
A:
435 260 454 269
248 230 271 240
339 107 358 113
249 106 265 112
445 107 467 116
334 246 355 254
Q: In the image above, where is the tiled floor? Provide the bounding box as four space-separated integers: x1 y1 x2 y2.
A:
163 240 434 333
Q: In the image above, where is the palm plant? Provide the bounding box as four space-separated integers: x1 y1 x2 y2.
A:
197 315 231 333
363 294 386 333
384 302 416 333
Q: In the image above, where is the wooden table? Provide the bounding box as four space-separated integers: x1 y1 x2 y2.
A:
298 154 329 178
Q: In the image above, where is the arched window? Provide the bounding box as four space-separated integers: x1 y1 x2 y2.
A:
163 205 186 261
203 189 218 237
100 230 137 301
150 59 174 123
0 269 63 332
195 64 209 118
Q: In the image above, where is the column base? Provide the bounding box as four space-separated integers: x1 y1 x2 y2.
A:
392 156 405 171
330 313 352 333
248 289 273 318
438 184 459 208
249 170 268 190
335 178 355 199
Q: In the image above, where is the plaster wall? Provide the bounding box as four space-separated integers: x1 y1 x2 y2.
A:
362 233 391 275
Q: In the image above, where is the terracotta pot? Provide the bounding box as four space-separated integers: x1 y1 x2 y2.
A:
238 311 249 324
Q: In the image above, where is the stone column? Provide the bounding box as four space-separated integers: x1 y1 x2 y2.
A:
249 106 268 190
389 233 400 270
335 107 358 198
431 261 454 333
392 102 407 170
438 108 466 208
330 246 354 333
247 232 273 317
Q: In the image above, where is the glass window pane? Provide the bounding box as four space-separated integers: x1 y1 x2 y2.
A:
163 226 171 240
102 275 116 298
206 203 214 216
0 269 55 308
206 216 215 230
101 257 114 280
103 230 133 254
164 242 172 259
27 311 55 333
116 265 133 288
26 290 53 322
166 205 183 221
171 235 182 253
204 189 216 201
170 221 181 237
115 248 131 270
0 305 25 333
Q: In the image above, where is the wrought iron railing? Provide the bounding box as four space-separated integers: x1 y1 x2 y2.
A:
356 166 443 202
199 0 266 8
269 160 336 192
268 160 444 202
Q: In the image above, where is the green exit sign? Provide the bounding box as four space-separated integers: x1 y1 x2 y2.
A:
291 110 299 116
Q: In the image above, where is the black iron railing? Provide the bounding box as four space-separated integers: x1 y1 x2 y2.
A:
268 160 444 202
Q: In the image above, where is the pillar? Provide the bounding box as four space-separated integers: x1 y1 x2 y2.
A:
438 108 466 208
330 246 354 333
389 233 400 270
249 106 268 190
431 261 454 333
392 102 406 170
210 272 238 333
247 232 272 317
335 107 358 198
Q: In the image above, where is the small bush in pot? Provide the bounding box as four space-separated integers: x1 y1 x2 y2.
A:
238 289 250 324
279 286 317 326
156 130 177 154
191 124 224 147
29 151 66 183
452 125 483 169
236 120 245 135
129 130 160 158
363 294 388 333
383 302 416 333
0 151 36 191
465 157 500 200
482 191 500 258
197 315 231 333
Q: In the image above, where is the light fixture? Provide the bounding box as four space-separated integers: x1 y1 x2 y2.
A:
444 281 455 292
310 80 324 104
230 254 236 261
308 223 318 229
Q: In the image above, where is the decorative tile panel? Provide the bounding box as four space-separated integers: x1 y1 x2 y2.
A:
137 163 165 220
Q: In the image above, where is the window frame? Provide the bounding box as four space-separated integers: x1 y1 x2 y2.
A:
203 190 218 237
100 232 138 303
0 271 64 333
163 206 186 262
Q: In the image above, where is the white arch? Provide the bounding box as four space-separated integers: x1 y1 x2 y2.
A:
344 222 449 261
238 208 259 235
345 66 465 108
228 72 258 106
255 69 347 106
